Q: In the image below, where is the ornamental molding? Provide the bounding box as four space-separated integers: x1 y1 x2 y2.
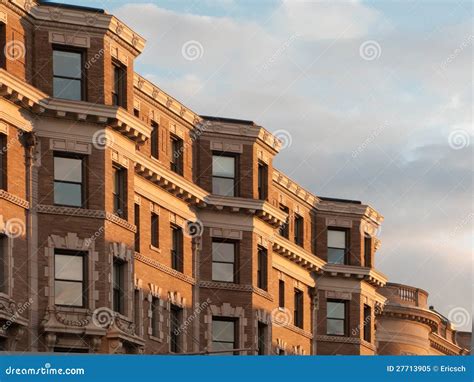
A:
273 169 319 208
0 190 29 209
135 252 195 285
198 281 252 292
48 31 90 48
315 335 360 344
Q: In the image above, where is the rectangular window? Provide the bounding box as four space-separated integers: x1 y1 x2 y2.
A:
54 251 85 307
150 122 159 159
151 213 159 248
279 204 289 239
170 135 184 175
212 318 236 355
113 260 125 315
257 322 267 355
171 226 183 272
257 246 268 291
0 24 6 69
112 165 126 218
212 241 236 283
364 237 372 267
257 162 268 200
0 134 6 190
363 305 371 342
212 154 236 197
327 229 347 264
133 108 140 118
278 280 285 308
134 204 140 252
294 214 304 246
53 49 84 101
151 297 160 337
294 289 303 329
170 305 182 353
54 154 84 207
112 62 126 107
327 300 347 336
0 235 6 294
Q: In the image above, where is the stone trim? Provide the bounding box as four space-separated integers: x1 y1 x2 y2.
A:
255 309 272 355
50 137 91 155
109 243 134 319
198 281 252 292
110 44 129 66
147 288 164 342
166 291 188 353
204 303 248 354
0 10 7 24
169 212 185 226
325 291 352 300
315 335 360 344
134 280 144 338
45 233 99 310
293 345 306 355
210 140 243 154
150 203 160 214
253 287 273 302
0 216 14 295
0 121 7 135
135 252 195 285
0 190 29 209
275 338 287 354
256 234 270 249
326 217 353 228
209 228 242 240
48 31 90 48
111 150 130 169
169 123 185 139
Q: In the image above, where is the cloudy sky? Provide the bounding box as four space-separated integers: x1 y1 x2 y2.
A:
70 0 472 330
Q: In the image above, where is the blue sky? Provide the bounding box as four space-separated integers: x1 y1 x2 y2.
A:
56 0 472 330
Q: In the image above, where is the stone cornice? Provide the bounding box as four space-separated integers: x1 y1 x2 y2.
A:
135 252 195 285
322 264 387 287
0 190 29 209
8 0 145 54
204 195 287 228
36 205 136 233
134 74 201 128
273 235 326 272
382 304 443 333
202 119 281 153
429 332 464 355
318 200 384 225
273 169 319 208
134 153 208 206
0 69 151 142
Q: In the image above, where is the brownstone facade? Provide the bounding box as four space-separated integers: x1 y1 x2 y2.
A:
0 0 470 355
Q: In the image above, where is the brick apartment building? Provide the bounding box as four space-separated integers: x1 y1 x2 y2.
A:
0 0 470 355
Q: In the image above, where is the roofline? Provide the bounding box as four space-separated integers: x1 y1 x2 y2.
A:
319 196 362 205
38 1 106 14
200 115 256 126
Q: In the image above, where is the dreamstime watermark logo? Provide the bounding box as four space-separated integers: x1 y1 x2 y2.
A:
4 218 25 239
4 40 26 61
273 129 292 150
359 40 382 61
439 212 473 249
174 298 211 336
447 307 470 328
92 130 114 150
352 122 388 159
85 48 105 70
183 219 204 238
259 33 299 73
2 298 34 331
435 34 473 73
271 307 292 327
448 129 470 150
92 307 115 329
181 40 204 61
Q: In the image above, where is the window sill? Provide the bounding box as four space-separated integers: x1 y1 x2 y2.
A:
149 335 162 343
149 245 161 253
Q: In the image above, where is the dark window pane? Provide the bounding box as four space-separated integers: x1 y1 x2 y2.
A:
212 242 234 262
212 177 235 196
53 50 82 78
327 248 345 264
212 320 235 342
212 156 235 177
53 78 82 101
327 301 345 319
327 319 345 336
54 280 83 306
212 263 234 282
54 182 82 207
0 236 6 293
54 157 82 182
54 254 83 281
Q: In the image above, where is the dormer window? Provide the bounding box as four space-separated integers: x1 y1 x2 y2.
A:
53 49 84 101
